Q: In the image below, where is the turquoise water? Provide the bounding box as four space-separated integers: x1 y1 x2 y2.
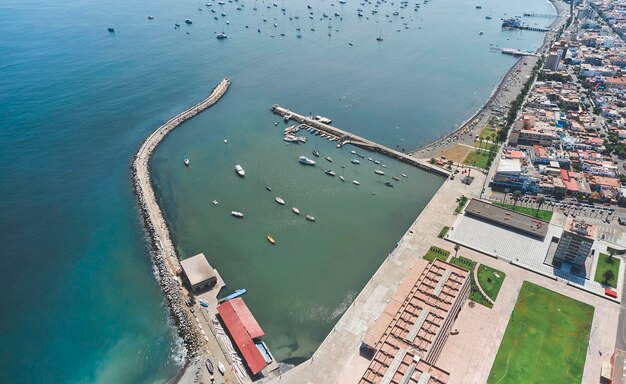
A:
0 0 554 381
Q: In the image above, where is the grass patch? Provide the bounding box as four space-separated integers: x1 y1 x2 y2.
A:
423 246 450 262
464 150 492 169
594 253 620 288
438 226 450 239
493 202 553 222
448 256 493 308
477 265 506 302
455 195 469 214
487 282 594 384
479 126 498 141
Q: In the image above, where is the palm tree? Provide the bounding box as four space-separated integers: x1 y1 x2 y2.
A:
536 196 546 217
454 244 460 257
602 269 615 285
608 249 615 264
503 188 510 203
512 191 522 208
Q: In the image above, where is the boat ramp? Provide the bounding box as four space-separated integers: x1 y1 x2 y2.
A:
272 105 450 177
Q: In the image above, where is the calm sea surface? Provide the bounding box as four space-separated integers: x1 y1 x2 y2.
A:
0 0 554 381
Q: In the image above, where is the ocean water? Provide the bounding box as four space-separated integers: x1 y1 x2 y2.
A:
0 0 554 382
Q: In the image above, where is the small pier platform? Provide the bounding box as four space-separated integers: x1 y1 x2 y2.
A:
272 105 450 177
492 47 539 57
523 12 556 18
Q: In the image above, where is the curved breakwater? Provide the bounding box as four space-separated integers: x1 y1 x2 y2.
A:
131 78 231 359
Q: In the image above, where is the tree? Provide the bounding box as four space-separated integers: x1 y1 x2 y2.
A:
429 158 436 164
454 244 460 257
602 269 615 285
512 191 523 208
503 188 510 203
609 249 615 263
536 196 546 217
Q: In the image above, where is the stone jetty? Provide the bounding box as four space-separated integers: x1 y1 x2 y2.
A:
131 79 231 358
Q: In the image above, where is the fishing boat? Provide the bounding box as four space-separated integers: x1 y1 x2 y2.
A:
385 181 394 187
108 27 115 32
324 169 336 176
267 235 276 244
275 197 285 205
312 148 320 157
184 156 190 166
292 207 300 214
299 156 316 165
265 186 272 191
351 159 360 164
218 362 225 374
231 211 244 218
305 215 316 222
235 164 245 177
216 32 228 39
185 19 193 24
212 200 219 205
206 358 215 374
284 135 300 142
339 175 345 182
353 180 360 185
374 170 385 175
325 156 333 162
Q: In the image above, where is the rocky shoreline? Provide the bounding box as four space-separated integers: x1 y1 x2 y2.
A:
130 79 231 361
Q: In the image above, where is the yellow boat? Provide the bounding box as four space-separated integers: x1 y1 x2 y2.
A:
267 235 275 245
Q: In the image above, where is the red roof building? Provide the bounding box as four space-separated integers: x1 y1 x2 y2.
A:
217 298 268 375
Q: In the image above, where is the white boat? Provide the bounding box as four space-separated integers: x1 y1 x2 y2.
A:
324 169 336 176
284 135 300 142
306 215 316 222
218 362 225 374
292 207 300 214
350 150 357 154
275 197 285 205
223 139 228 143
353 180 360 185
212 200 219 205
299 156 316 165
374 160 381 165
184 156 190 166
339 175 345 182
351 159 360 164
235 164 245 177
401 173 408 178
325 156 333 162
367 157 373 161
374 170 385 175
231 211 244 218
381 164 387 168
297 136 307 143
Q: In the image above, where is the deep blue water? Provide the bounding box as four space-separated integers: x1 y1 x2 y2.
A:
0 0 554 382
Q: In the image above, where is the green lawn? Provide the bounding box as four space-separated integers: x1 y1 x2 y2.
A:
477 265 506 302
594 253 620 289
464 150 492 169
493 202 553 222
448 256 493 308
479 126 498 141
438 226 450 239
423 246 450 262
487 282 594 384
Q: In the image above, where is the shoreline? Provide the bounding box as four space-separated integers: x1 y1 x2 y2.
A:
412 0 567 157
130 79 231 374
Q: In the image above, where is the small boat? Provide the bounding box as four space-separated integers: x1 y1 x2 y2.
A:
235 164 245 177
475 5 482 9
385 181 394 187
299 156 316 165
351 159 360 164
267 235 276 244
107 27 115 32
206 358 215 374
381 164 387 168
184 156 190 166
231 211 244 218
199 299 209 307
265 186 272 191
339 175 345 182
218 362 225 374
223 139 228 143
374 160 381 164
401 173 408 178
479 31 484 35
367 157 373 161
216 32 228 39
357 153 365 159
148 15 154 19
374 170 385 175
305 215 316 222
297 136 307 143
284 135 300 142
324 169 336 176
292 207 300 214
350 150 357 154
212 200 219 205
325 156 333 162
392 176 400 181
312 149 320 157
353 180 360 185
275 197 285 205
185 19 193 24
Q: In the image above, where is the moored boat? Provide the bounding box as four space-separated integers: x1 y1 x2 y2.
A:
351 159 360 164
312 149 320 157
206 358 215 374
299 156 316 165
235 164 245 177
292 207 300 214
339 175 345 182
231 211 244 218
216 32 228 39
392 176 400 181
352 180 360 185
384 180 394 187
284 134 300 142
275 196 285 205
305 215 316 222
350 150 357 154
324 169 336 176
265 186 272 191
374 170 385 175
325 156 333 162
218 362 225 374
212 200 219 205
401 173 408 178
184 156 190 166
267 235 276 244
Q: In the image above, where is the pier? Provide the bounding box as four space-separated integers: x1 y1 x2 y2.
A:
272 105 451 177
131 79 231 358
506 25 551 32
492 47 539 57
523 12 556 18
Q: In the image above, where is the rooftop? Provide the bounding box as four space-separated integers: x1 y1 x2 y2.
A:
464 199 550 238
564 217 598 240
180 253 216 286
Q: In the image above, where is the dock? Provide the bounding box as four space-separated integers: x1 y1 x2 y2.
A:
272 105 450 177
491 47 539 57
523 12 556 18
506 25 550 32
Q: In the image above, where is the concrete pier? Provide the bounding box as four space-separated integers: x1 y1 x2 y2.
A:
271 105 450 177
131 79 231 359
